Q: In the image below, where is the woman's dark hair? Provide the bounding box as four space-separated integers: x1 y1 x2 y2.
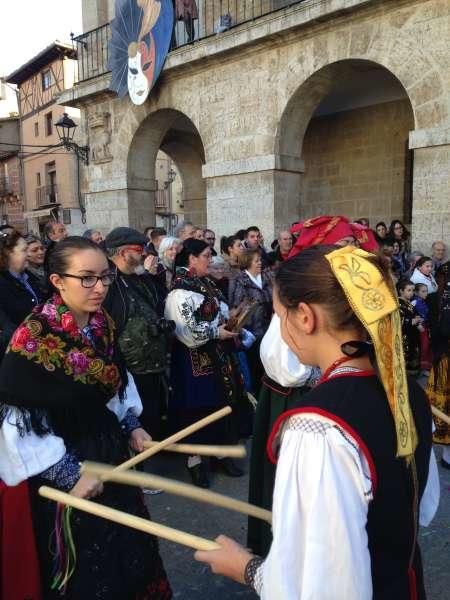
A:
46 236 105 288
0 230 23 270
174 239 209 269
415 256 432 270
275 245 393 335
235 229 247 241
375 221 387 230
221 235 239 255
388 219 410 240
397 278 414 293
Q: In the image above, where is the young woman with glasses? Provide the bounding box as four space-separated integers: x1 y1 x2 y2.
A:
0 236 172 599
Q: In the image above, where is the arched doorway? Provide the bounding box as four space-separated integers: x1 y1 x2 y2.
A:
275 59 415 229
127 109 206 232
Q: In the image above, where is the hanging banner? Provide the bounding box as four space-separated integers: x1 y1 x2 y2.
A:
108 0 174 105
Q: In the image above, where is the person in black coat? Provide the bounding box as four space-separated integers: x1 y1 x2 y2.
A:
0 231 43 358
103 228 173 441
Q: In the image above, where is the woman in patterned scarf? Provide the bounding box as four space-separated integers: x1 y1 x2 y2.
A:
0 237 171 600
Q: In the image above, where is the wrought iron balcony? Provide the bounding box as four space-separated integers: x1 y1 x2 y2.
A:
36 184 58 208
73 1 305 83
155 188 170 212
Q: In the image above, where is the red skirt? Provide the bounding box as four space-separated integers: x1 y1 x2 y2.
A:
419 327 433 371
0 480 41 600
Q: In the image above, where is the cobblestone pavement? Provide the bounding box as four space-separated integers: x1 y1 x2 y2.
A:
146 442 450 600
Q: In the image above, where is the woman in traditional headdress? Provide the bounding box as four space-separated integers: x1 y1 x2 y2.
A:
247 215 360 557
0 237 171 600
196 244 438 599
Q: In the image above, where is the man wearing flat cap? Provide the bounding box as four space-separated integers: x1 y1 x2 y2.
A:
103 227 174 451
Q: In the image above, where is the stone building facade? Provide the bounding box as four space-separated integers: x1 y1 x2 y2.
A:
61 0 450 249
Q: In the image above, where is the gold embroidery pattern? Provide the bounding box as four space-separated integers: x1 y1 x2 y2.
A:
326 246 417 458
362 289 385 311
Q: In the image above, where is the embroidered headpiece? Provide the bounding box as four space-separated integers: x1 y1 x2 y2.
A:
325 245 417 458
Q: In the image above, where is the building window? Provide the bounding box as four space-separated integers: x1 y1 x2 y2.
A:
41 69 53 90
45 112 53 136
46 163 57 203
36 173 41 186
34 121 39 137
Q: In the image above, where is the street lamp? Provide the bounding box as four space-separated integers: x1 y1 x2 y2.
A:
163 167 177 189
55 113 89 165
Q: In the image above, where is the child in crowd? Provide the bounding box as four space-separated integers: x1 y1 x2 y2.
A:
412 283 433 375
397 279 422 374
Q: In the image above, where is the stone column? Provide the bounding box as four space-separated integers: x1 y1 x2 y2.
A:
203 154 303 242
409 127 450 252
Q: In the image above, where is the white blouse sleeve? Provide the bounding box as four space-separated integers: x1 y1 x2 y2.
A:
165 289 220 348
260 314 318 387
419 441 440 527
0 412 66 486
107 371 143 421
257 414 373 599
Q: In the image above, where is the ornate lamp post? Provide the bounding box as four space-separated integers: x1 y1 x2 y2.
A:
55 113 89 165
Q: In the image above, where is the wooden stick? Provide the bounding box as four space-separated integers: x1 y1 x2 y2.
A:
431 405 450 426
38 486 220 551
142 441 246 458
82 461 273 524
110 406 232 475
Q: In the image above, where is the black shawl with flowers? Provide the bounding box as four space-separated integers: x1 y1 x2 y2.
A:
0 294 124 449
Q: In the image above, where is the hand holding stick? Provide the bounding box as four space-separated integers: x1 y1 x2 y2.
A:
108 406 232 477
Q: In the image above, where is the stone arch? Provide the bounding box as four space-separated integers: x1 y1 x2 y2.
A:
274 57 421 226
275 59 416 162
276 15 446 140
126 108 206 230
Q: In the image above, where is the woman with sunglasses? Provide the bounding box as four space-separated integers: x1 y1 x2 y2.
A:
0 237 171 599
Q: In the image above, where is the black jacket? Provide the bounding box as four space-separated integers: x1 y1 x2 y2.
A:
103 264 167 336
0 270 43 356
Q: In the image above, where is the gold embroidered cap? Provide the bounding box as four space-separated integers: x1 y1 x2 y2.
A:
325 245 417 458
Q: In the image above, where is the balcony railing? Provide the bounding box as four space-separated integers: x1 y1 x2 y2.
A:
155 189 170 212
74 0 305 83
36 185 58 208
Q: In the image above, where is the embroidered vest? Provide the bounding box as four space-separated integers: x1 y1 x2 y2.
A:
268 374 432 600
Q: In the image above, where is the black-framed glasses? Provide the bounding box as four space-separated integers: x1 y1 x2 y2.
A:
59 272 116 288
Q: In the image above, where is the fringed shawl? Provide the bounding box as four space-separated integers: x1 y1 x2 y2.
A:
0 294 125 444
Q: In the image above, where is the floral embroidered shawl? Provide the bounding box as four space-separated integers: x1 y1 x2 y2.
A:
0 294 123 439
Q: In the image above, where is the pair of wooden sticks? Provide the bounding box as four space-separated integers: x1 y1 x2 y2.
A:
39 406 272 552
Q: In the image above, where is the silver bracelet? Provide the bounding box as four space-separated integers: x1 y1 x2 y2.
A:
244 556 264 590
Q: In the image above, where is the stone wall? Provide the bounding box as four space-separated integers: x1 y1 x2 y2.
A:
300 99 414 226
64 0 450 249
